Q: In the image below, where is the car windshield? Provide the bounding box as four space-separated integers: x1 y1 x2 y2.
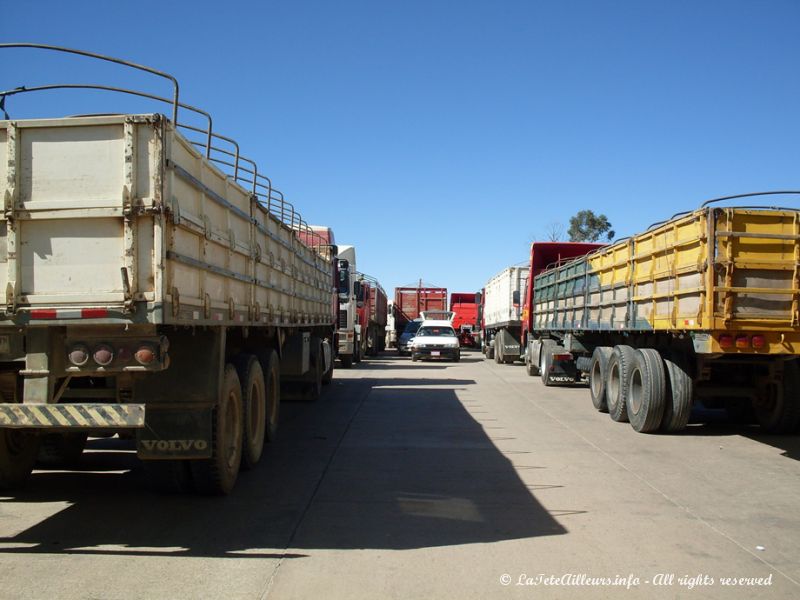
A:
417 326 456 337
403 321 421 334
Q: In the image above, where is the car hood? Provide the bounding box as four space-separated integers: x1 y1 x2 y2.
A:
413 335 459 345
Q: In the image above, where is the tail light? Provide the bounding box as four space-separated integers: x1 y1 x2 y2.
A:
93 344 114 366
68 344 89 366
718 335 734 349
135 345 156 365
735 335 750 349
553 353 573 361
751 335 766 349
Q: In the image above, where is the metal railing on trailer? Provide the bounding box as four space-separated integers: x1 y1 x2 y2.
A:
0 43 331 255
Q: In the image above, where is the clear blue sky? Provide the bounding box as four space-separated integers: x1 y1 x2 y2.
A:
3 1 799 297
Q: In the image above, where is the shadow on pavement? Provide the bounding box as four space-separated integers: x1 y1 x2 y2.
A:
682 408 800 462
0 375 566 558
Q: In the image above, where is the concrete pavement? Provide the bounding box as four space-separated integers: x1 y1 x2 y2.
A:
0 350 797 599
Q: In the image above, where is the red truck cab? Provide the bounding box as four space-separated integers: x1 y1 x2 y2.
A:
450 292 480 347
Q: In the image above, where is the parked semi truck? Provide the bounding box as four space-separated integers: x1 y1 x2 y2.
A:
450 292 480 347
0 44 337 493
524 200 800 434
393 282 448 337
336 245 362 368
482 267 529 363
357 273 388 356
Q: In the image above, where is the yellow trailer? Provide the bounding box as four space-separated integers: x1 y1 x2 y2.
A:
528 200 800 434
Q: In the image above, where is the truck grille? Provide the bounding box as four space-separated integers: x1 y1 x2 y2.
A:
338 310 348 329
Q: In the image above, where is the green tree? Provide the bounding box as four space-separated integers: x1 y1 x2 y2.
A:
568 210 615 242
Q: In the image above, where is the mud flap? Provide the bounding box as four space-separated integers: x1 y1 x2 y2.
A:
137 407 212 459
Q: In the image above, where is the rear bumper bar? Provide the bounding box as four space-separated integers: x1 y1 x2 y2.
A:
0 403 145 428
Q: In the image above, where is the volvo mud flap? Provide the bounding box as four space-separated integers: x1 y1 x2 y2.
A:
136 407 212 459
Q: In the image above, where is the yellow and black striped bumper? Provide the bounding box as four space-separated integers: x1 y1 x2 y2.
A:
0 404 145 428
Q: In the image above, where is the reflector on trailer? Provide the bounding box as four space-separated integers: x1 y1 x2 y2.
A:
30 309 57 319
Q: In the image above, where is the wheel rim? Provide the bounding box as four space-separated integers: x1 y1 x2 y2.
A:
224 390 240 470
608 362 620 405
629 368 643 414
590 359 603 397
268 368 279 425
249 379 265 443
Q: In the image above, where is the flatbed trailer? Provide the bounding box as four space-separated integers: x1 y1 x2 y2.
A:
0 44 336 493
524 202 800 434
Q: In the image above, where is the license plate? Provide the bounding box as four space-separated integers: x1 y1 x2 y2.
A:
431 351 440 356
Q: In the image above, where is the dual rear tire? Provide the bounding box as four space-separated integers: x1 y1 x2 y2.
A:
598 345 692 433
151 351 281 495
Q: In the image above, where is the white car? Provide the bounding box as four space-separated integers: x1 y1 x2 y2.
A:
410 320 461 362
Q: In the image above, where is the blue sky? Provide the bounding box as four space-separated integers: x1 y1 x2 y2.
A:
3 1 799 297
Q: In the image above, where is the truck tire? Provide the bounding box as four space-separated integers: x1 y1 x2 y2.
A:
302 342 324 402
541 350 555 386
322 344 334 385
606 345 636 423
755 359 800 433
538 340 557 385
589 346 613 412
627 348 666 433
144 459 194 493
0 429 40 490
526 346 540 376
354 334 362 364
661 352 693 433
190 364 243 495
234 355 266 470
38 432 88 467
340 355 353 369
264 351 280 442
495 331 504 363
486 346 495 360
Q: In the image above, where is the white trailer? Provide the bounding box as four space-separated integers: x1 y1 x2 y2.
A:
482 266 529 363
0 45 336 493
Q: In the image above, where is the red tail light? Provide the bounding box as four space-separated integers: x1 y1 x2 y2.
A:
735 335 750 349
751 335 766 349
135 346 156 365
553 353 573 361
718 335 734 349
